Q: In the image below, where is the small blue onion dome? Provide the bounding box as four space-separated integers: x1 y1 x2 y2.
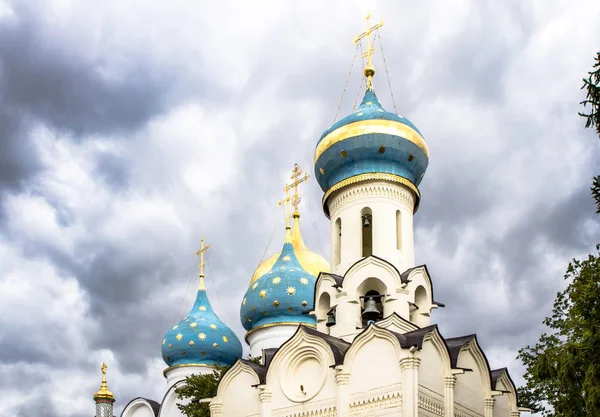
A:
314 87 429 216
240 216 321 334
162 278 242 368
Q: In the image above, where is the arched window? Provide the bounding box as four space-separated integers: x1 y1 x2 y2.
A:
333 217 342 265
396 209 402 250
360 207 373 257
411 285 429 327
317 292 332 333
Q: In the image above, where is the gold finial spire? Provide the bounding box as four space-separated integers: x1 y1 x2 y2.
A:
93 362 115 401
353 12 384 90
195 238 210 290
285 164 309 216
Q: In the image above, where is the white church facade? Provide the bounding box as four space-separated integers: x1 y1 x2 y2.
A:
94 14 522 417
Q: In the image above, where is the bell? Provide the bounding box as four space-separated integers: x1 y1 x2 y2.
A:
326 311 336 327
362 215 371 228
362 297 380 321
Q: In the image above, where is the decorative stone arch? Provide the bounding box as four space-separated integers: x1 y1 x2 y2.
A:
313 273 339 324
343 324 404 375
265 326 337 403
212 360 262 417
454 337 494 414
493 369 520 416
376 312 420 333
121 398 159 417
214 360 261 401
343 256 404 299
158 383 186 417
422 328 452 378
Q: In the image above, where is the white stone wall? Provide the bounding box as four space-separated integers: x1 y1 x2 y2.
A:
327 180 416 276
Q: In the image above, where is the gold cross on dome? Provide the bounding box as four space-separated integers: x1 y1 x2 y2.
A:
353 12 384 89
101 362 107 377
278 188 292 228
285 164 309 214
195 238 210 289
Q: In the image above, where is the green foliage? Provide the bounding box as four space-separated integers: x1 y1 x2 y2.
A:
175 364 230 417
579 51 600 213
175 357 261 417
517 245 600 416
579 51 600 137
593 175 600 214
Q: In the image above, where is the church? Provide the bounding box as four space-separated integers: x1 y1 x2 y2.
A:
93 14 522 417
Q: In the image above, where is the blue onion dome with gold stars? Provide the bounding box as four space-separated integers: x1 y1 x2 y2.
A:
314 14 429 217
162 240 242 368
241 213 326 333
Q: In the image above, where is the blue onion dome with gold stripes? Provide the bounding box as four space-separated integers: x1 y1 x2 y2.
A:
314 87 429 216
241 214 324 333
161 280 242 368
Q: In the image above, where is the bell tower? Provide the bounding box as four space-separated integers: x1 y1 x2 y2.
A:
312 14 435 338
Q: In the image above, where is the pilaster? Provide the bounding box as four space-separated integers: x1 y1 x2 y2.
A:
484 398 495 417
258 387 273 417
399 356 421 417
443 376 455 417
209 402 223 417
335 367 351 417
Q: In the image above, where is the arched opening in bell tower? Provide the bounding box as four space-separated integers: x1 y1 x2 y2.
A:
333 217 342 265
360 207 373 257
396 209 402 251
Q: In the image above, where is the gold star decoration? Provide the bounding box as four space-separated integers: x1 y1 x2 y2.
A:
189 341 195 347
248 318 253 322
222 336 229 343
263 311 269 315
408 154 414 161
251 306 256 311
287 286 296 295
198 333 206 340
302 300 308 307
252 282 258 290
273 300 280 307
199 306 207 311
201 352 206 356
283 255 291 262
213 343 218 348
341 150 348 158
319 167 325 175
242 298 247 306
300 278 309 285
288 308 293 313
176 333 183 341
190 322 197 328
378 146 386 154
181 351 186 356
162 339 166 345
210 324 217 330
168 344 173 349
272 277 281 284
259 289 267 298
172 325 178 330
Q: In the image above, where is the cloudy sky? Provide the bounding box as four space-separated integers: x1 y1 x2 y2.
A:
1 0 599 416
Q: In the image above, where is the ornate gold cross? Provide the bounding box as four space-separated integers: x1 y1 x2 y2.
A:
195 238 210 289
285 164 309 214
353 12 384 89
101 362 107 377
278 188 292 228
